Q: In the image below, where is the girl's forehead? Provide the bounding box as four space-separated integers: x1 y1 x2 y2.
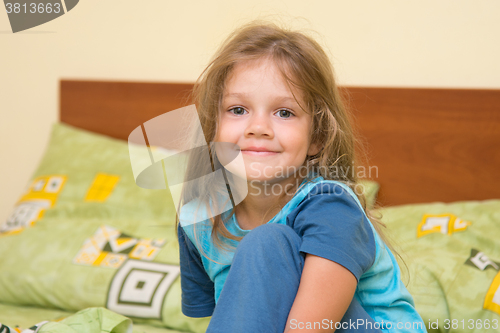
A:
223 58 305 102
228 57 289 80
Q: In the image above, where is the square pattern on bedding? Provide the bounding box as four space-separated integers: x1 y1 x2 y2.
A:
380 199 500 332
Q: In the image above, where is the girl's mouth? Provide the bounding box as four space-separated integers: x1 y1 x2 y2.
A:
241 147 279 156
242 150 278 156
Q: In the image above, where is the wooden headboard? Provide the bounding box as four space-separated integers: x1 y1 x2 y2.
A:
60 80 500 206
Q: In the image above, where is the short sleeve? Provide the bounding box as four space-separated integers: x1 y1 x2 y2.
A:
177 224 215 317
287 183 376 281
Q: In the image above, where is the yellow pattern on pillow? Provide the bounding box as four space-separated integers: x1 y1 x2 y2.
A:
85 173 120 202
1 175 66 235
73 225 166 268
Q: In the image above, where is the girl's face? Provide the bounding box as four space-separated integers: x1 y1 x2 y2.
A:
216 57 319 183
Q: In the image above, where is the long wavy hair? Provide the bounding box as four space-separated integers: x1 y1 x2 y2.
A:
178 20 391 255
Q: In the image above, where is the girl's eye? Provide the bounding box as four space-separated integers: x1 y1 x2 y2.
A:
276 109 294 118
229 107 247 115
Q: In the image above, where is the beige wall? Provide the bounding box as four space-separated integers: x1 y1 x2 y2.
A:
1 0 500 221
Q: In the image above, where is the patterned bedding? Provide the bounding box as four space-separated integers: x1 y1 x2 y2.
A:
0 123 208 333
1 122 499 332
380 199 500 332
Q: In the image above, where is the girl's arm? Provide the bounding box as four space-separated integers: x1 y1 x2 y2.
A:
177 224 216 317
284 254 357 333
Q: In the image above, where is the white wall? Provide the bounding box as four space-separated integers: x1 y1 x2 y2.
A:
1 0 500 221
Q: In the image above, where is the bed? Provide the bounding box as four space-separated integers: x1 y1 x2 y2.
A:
0 80 499 332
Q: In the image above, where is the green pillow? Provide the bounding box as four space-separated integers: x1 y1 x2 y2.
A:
0 123 208 333
379 199 500 332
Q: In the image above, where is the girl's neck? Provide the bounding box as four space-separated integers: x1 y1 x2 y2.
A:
234 175 301 230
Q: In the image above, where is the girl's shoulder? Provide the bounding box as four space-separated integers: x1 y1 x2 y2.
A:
273 177 367 226
295 177 364 212
296 178 382 250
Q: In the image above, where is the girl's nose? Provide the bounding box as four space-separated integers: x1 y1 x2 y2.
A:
244 112 274 139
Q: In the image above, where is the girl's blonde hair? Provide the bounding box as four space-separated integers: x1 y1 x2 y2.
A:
179 20 390 253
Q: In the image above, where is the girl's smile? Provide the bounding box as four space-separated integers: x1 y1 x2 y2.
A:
216 56 319 183
240 146 280 156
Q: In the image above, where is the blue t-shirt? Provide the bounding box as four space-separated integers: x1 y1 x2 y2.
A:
178 178 425 332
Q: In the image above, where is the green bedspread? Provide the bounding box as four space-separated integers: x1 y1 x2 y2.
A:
1 123 499 332
0 304 187 333
380 199 500 332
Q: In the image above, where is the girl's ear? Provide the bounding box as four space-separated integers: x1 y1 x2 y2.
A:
307 142 321 156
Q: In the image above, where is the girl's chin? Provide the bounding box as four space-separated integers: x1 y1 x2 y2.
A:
223 164 301 183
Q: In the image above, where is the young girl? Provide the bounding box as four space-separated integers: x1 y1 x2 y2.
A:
177 21 426 333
